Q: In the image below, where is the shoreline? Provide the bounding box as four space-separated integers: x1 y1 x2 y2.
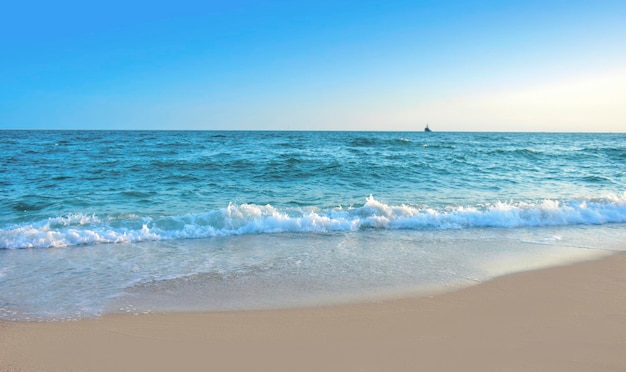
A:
2 252 626 371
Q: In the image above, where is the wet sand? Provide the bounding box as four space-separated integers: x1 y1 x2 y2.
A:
2 252 626 371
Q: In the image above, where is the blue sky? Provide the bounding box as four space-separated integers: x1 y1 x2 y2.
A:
1 0 625 131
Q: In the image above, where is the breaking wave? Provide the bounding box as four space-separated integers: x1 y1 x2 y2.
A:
2 195 625 249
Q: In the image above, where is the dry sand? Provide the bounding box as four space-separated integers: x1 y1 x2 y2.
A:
2 252 626 372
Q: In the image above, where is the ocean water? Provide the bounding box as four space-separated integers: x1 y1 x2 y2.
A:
1 130 625 321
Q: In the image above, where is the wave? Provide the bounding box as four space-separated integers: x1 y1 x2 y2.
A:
485 148 544 158
348 136 421 147
2 195 626 249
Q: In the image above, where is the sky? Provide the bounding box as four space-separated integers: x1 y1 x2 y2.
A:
1 0 625 131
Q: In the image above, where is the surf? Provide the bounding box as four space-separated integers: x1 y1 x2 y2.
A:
2 194 625 249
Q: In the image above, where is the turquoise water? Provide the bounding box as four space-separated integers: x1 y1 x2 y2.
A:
1 131 625 320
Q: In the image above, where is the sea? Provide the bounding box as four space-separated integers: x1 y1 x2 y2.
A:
1 130 625 321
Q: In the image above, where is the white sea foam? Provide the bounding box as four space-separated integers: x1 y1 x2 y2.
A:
1 195 625 249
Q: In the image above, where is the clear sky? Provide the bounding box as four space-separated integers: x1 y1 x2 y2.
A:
1 0 625 131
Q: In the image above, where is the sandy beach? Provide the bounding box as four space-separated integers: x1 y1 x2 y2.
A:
2 252 625 372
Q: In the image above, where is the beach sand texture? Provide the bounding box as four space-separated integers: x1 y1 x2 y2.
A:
2 252 625 372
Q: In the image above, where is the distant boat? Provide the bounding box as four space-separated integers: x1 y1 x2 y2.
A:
424 124 432 132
